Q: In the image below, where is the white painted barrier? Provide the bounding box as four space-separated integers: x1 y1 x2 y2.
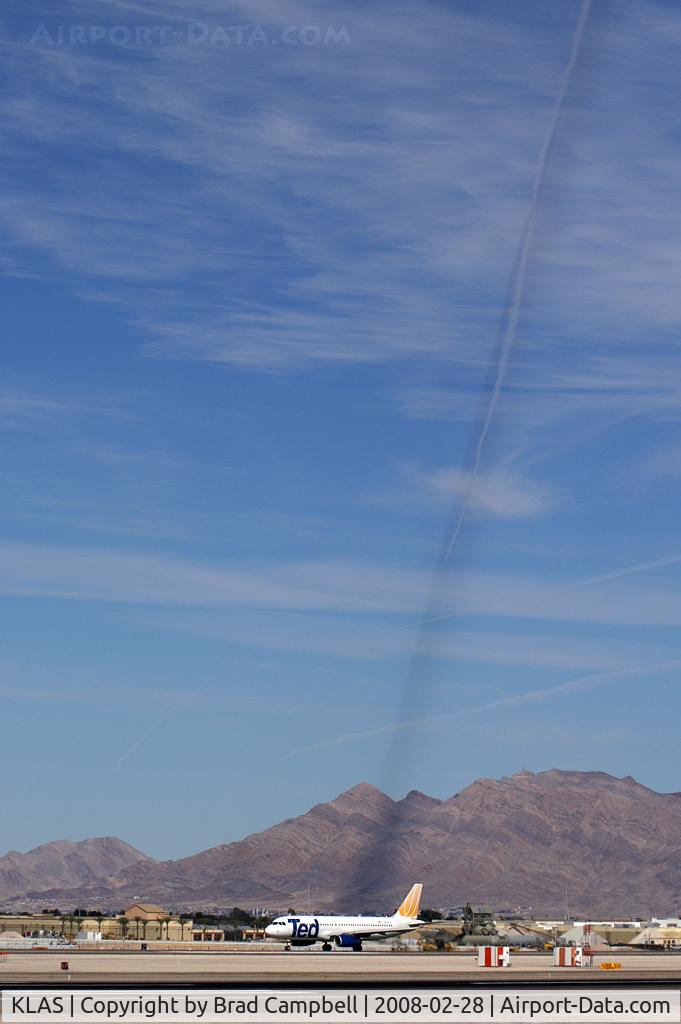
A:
478 945 510 967
553 945 583 966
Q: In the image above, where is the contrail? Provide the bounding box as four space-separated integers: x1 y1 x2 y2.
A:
444 0 591 561
388 550 681 632
342 2 593 907
287 658 681 758
570 552 681 589
114 708 175 769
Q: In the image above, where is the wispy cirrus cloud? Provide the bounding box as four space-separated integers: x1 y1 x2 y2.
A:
0 681 241 708
161 609 656 672
405 464 555 519
3 540 681 630
0 387 134 430
0 1 583 373
396 350 681 430
0 389 72 428
3 0 681 389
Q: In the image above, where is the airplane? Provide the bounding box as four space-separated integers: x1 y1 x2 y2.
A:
264 882 424 952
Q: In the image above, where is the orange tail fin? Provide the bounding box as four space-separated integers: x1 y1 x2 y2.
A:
396 883 423 918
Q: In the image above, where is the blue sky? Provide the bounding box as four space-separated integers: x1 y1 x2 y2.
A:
2 0 681 859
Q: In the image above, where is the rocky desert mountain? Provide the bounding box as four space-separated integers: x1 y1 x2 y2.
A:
3 770 680 916
0 837 154 902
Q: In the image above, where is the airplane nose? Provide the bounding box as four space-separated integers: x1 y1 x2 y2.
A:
265 925 274 936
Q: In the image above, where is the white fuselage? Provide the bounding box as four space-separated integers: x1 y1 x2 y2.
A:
265 914 421 945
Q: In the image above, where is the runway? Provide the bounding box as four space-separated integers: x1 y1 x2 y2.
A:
1 950 680 988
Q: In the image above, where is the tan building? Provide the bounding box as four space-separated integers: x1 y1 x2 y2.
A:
0 905 192 942
630 927 681 948
116 904 188 941
0 912 79 939
191 926 225 942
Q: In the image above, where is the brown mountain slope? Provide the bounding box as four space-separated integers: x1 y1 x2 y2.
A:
0 837 155 901
419 770 681 913
4 771 681 916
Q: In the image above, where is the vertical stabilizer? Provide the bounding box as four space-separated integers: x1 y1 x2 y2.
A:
395 883 423 918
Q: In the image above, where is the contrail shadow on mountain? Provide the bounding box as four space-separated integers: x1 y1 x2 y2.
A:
341 0 592 913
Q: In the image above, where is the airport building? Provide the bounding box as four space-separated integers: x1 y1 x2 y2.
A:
0 904 195 942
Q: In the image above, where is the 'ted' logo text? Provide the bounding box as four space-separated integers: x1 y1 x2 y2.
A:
288 917 319 938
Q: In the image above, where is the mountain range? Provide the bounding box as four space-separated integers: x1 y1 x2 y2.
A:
3 770 680 916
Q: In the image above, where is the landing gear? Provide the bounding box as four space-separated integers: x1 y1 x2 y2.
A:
322 943 332 952
352 943 363 952
284 944 291 951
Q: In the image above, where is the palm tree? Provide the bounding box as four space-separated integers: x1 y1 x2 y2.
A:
133 916 142 940
161 916 171 941
119 917 129 941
